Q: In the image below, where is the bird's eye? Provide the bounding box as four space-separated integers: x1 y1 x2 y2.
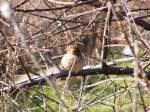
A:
73 47 80 54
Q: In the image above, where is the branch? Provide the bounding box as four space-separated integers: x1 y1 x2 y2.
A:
2 65 150 93
14 0 98 12
134 17 150 30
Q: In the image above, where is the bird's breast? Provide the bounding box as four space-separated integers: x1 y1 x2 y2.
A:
61 53 84 73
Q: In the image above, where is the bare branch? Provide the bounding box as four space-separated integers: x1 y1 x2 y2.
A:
2 65 150 93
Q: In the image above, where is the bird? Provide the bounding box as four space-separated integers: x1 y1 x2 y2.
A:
60 45 84 73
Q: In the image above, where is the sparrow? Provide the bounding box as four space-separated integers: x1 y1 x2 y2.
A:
60 45 84 73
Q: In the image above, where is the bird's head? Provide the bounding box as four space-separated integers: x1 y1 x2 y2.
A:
66 45 81 56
